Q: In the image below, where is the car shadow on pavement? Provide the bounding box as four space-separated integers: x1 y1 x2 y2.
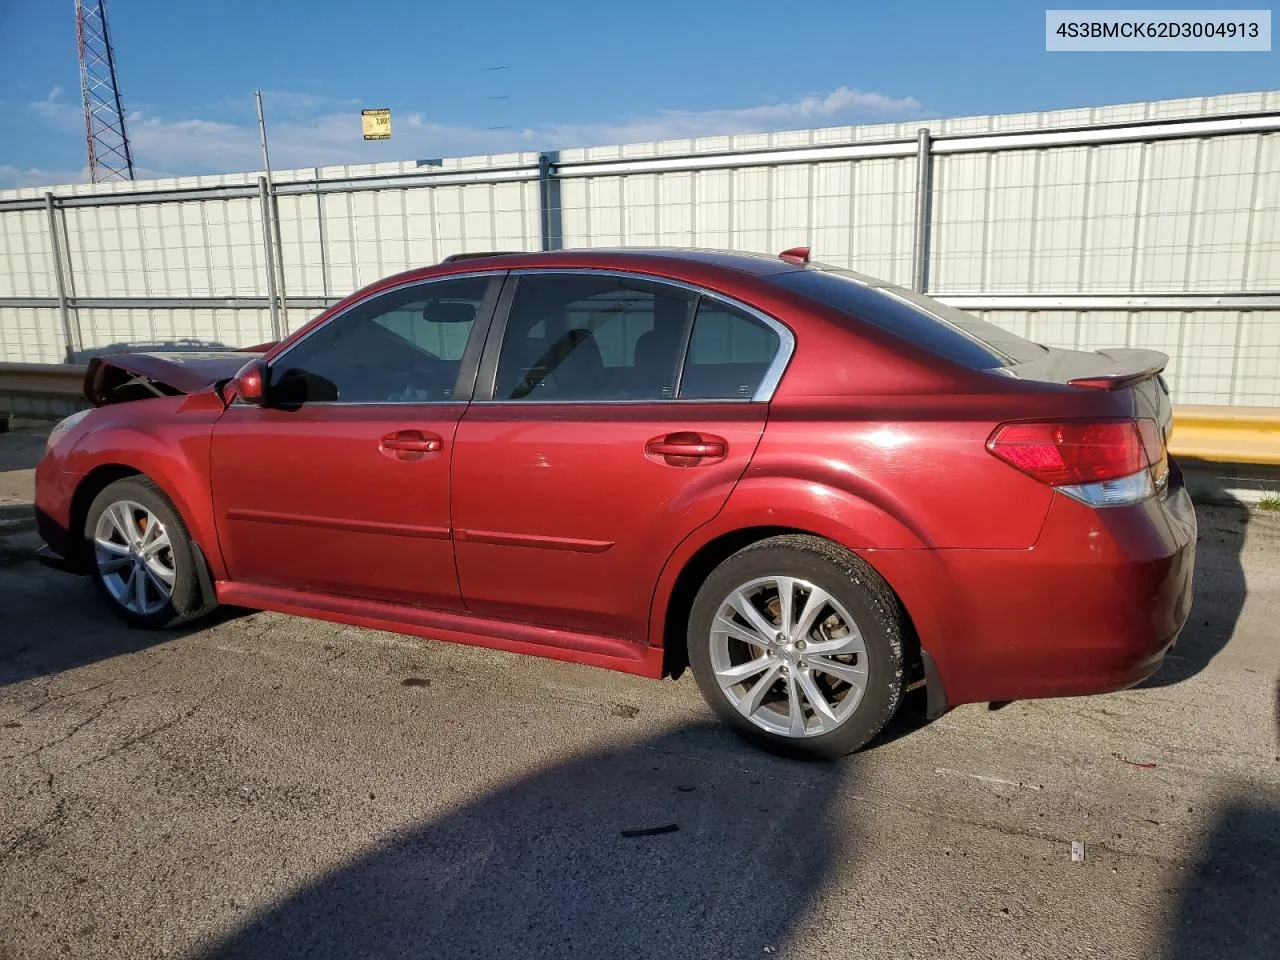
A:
196 722 853 960
0 576 245 691
1166 682 1280 960
0 531 247 690
1143 499 1250 688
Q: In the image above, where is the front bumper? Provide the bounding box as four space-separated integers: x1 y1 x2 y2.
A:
874 472 1197 708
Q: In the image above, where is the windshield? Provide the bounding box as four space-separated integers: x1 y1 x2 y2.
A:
770 265 1047 370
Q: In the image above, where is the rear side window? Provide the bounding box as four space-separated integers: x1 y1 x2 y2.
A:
493 274 694 401
770 268 1045 370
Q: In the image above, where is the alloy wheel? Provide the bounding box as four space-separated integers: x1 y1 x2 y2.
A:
709 575 868 738
93 500 176 616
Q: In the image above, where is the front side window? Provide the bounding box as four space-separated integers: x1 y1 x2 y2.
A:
269 276 491 404
493 274 695 401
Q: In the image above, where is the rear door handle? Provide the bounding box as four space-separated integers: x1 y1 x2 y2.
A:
645 432 727 466
379 430 443 461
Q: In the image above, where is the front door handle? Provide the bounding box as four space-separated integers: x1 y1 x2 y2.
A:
379 429 443 461
645 432 727 467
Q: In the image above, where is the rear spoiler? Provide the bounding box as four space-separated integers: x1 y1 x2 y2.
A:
1067 349 1168 391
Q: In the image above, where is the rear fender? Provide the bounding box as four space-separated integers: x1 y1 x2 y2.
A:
646 476 931 651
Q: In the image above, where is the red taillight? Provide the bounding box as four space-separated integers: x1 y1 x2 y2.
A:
986 420 1152 486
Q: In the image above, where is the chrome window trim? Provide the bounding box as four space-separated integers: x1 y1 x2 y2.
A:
229 400 471 409
487 267 796 404
264 271 499 407
468 397 758 406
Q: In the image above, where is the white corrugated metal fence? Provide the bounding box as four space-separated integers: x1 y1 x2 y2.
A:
1 89 1277 404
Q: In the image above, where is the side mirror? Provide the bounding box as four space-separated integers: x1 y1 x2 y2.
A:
232 359 268 406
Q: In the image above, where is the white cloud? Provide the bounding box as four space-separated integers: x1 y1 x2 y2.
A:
256 90 360 114
5 85 922 188
30 86 80 131
0 163 91 189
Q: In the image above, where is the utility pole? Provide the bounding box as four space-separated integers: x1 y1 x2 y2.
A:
256 91 288 334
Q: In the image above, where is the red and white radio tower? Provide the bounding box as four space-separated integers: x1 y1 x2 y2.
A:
75 0 136 182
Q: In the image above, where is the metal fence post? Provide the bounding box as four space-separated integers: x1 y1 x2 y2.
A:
314 167 330 299
538 152 563 251
257 176 282 342
43 192 78 362
911 127 933 293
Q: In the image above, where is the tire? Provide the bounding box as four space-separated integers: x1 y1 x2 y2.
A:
687 535 905 759
84 476 210 629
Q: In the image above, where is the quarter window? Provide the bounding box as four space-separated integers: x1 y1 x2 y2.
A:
269 276 491 404
679 300 782 400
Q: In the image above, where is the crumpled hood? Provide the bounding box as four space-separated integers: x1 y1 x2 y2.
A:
84 351 263 406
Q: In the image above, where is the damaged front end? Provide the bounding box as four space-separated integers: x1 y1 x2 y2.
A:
83 350 267 407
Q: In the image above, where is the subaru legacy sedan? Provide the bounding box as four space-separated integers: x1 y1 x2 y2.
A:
34 247 1196 758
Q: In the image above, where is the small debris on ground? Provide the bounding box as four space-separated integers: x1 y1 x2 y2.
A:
610 703 639 718
1111 752 1157 769
621 823 679 838
401 677 430 688
1071 840 1086 863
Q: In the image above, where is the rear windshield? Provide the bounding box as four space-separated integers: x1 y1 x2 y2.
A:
769 267 1046 370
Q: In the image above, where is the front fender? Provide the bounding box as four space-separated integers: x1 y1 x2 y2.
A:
61 394 227 578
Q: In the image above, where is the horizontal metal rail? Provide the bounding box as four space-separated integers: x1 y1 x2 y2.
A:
2 361 1278 466
4 292 1278 313
2 110 1277 211
0 296 338 311
941 293 1280 311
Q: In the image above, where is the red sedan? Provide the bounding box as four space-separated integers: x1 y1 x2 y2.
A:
34 248 1196 757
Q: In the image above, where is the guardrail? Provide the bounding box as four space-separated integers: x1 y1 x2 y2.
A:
1166 405 1280 466
0 362 86 399
0 362 87 424
2 362 1279 466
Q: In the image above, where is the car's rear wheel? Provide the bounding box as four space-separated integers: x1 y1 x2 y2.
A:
687 535 905 759
85 477 207 629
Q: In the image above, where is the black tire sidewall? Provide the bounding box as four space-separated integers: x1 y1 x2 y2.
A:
84 477 201 629
687 536 905 759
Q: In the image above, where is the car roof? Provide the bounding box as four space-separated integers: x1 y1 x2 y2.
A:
417 247 805 281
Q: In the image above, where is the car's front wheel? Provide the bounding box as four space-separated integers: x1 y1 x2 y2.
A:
85 477 208 629
687 535 905 759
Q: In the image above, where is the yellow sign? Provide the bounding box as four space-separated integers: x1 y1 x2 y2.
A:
361 108 391 141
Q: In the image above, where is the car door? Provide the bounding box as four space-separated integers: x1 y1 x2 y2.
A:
451 270 794 644
210 273 501 608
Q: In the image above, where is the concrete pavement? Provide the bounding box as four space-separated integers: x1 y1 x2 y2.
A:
1 428 1277 960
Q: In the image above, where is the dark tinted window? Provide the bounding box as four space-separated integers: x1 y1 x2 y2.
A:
770 268 1045 370
494 274 694 401
679 300 781 400
269 276 490 404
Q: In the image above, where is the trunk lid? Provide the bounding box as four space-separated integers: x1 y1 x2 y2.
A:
84 351 262 407
1003 346 1171 430
1001 344 1174 488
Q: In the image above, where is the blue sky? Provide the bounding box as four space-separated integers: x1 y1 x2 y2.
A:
0 0 1275 186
